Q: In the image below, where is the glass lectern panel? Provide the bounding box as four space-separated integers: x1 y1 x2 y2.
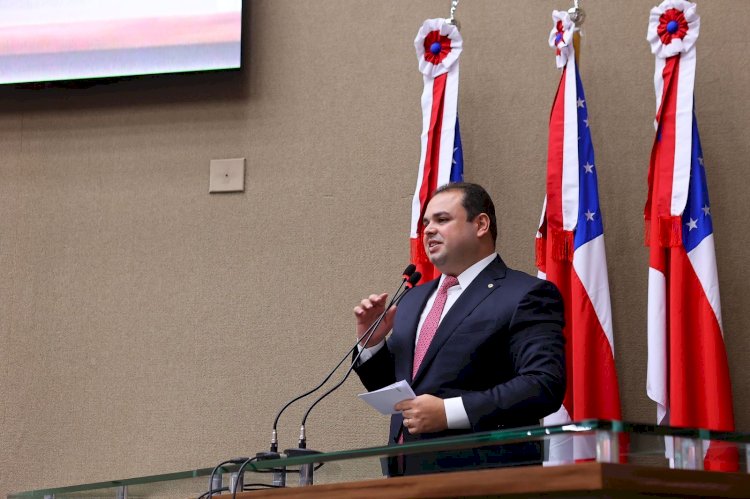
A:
9 420 749 499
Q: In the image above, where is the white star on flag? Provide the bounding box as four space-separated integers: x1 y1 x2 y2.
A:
577 98 585 108
698 157 704 166
585 210 595 221
583 162 594 173
702 205 711 216
686 218 698 231
584 118 590 128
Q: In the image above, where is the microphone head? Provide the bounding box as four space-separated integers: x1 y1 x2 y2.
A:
402 264 416 279
406 272 422 288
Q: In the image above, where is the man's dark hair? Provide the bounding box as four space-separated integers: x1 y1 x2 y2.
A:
433 182 498 244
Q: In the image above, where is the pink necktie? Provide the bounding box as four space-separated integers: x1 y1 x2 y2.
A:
412 275 459 378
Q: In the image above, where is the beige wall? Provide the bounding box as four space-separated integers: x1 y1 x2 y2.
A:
1 0 749 496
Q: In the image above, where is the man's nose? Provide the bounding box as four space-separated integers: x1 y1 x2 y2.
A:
424 221 436 235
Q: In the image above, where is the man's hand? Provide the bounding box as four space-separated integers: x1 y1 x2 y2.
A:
395 395 448 435
353 293 397 348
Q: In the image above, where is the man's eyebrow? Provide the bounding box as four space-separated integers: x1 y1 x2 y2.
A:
424 210 451 221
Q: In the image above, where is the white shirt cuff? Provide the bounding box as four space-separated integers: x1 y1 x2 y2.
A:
444 397 471 429
356 339 385 364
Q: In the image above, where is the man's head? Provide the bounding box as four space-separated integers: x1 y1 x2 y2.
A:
422 182 497 277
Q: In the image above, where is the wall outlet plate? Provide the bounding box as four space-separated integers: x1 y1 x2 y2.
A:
209 158 245 193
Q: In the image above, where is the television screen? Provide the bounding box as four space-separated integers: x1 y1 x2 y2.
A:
0 0 242 85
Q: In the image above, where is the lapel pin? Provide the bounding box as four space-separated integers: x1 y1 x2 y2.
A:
488 283 494 288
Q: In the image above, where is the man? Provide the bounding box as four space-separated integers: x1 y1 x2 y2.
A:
353 182 565 475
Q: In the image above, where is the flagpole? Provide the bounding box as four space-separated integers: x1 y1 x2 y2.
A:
569 0 584 63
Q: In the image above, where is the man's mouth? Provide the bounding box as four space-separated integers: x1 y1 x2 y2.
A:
427 240 442 252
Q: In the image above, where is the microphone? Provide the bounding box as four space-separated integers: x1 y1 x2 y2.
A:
257 266 419 485
295 271 422 451
401 263 417 280
405 271 422 291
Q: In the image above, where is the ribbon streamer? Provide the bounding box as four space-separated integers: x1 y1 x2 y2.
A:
409 18 463 282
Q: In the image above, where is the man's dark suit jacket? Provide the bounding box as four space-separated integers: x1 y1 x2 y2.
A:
354 255 565 475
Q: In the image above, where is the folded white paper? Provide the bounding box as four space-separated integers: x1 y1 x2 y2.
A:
357 380 416 415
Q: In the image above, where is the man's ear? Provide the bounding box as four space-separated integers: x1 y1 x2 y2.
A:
475 213 490 237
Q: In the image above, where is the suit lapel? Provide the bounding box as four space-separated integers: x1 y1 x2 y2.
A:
412 256 508 386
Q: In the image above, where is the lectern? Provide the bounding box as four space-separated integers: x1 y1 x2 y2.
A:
9 420 750 499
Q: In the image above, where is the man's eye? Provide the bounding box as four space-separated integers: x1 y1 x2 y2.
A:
424 217 450 225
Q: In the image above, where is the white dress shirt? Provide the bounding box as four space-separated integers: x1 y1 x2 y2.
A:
359 252 498 429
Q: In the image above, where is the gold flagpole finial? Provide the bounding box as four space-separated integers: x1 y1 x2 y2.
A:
447 0 460 30
568 0 585 26
569 0 584 62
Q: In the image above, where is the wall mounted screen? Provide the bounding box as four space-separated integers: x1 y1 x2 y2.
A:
0 0 242 85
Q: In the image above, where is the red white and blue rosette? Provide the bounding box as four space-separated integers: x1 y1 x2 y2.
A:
414 18 462 77
409 19 463 281
549 10 578 69
647 0 699 59
645 0 700 244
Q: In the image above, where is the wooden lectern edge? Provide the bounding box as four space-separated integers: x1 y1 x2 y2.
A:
600 463 750 496
215 463 750 499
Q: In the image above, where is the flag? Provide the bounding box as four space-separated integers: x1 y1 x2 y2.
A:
645 0 736 471
536 10 622 463
410 19 463 283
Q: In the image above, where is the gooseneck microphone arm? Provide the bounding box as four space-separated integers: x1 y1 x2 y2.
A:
266 265 416 452
297 271 422 448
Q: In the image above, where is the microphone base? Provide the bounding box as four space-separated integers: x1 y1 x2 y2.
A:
283 448 322 486
256 451 286 487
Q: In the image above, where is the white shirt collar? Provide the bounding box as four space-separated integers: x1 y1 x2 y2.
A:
438 252 497 291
